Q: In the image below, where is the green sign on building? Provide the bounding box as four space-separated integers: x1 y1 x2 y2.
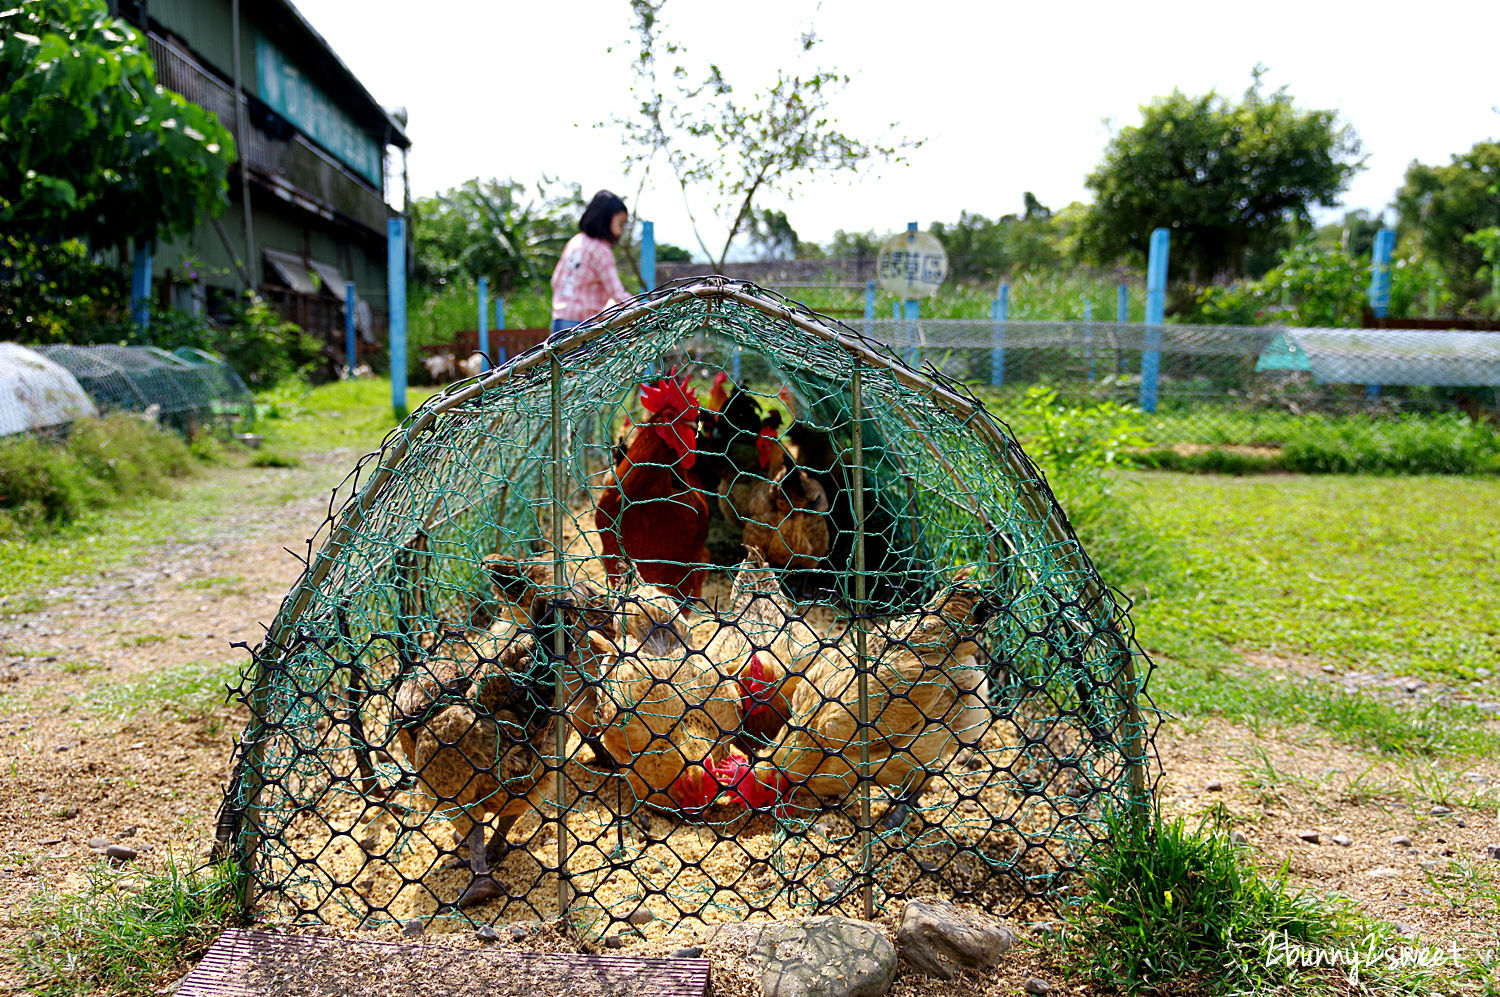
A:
254 33 383 186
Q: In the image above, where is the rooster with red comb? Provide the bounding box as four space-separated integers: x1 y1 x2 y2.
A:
595 368 712 604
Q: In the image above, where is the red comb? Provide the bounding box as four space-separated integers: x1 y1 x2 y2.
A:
712 752 784 811
713 371 730 389
640 366 700 417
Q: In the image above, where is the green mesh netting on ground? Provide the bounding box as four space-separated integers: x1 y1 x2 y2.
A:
219 277 1156 939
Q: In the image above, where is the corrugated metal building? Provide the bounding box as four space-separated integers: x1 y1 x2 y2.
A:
114 0 409 365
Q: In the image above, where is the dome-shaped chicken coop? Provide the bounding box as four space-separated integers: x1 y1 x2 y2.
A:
220 278 1155 939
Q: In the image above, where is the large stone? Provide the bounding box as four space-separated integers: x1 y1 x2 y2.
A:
896 899 1015 980
709 917 897 997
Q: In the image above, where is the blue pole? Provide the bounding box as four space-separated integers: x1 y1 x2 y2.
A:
990 283 1009 387
495 298 504 332
477 277 490 373
1139 227 1169 413
388 217 408 417
344 280 357 375
1368 229 1394 319
1083 299 1094 382
1116 283 1129 373
903 298 919 364
641 220 656 292
130 240 153 333
864 280 876 323
731 348 741 382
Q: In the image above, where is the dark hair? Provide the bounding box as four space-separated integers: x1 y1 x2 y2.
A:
579 190 628 243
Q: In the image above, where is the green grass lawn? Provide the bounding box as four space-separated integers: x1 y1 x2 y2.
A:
1121 472 1500 681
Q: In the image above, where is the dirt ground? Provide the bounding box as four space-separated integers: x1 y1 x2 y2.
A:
2 445 1498 993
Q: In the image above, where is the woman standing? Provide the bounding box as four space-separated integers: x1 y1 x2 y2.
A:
551 190 630 334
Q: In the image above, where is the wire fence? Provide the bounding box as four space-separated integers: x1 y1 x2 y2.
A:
217 278 1157 941
28 344 255 438
847 319 1500 443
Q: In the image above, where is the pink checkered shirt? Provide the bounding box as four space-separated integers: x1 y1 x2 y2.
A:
551 233 629 321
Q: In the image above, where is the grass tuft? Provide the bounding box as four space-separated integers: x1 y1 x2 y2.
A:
1061 808 1458 993
16 857 239 997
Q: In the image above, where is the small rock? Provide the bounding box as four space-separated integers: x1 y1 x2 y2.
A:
1404 680 1421 693
36 793 50 804
604 933 630 949
898 898 1015 980
104 844 137 863
710 917 896 997
1366 867 1401 878
916 859 940 873
87 837 112 850
510 926 529 941
116 826 137 839
1332 835 1353 847
960 800 979 814
1456 818 1466 827
672 946 704 958
1420 860 1442 873
627 906 655 926
56 807 76 820
1430 806 1453 816
1486 845 1500 860
1321 664 1336 674
1391 836 1412 847
475 924 500 943
1394 922 1418 937
1298 831 1320 844
1230 830 1248 846
1205 780 1222 792
38 837 62 847
401 919 424 938
1023 979 1053 996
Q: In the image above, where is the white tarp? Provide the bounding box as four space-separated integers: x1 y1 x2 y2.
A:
0 342 98 435
1284 328 1500 386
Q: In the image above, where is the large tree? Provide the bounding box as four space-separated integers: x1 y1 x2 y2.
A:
1394 140 1500 305
1081 71 1363 283
0 0 234 249
614 0 916 270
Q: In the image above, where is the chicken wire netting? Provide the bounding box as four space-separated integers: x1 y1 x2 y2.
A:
31 343 254 438
218 278 1157 940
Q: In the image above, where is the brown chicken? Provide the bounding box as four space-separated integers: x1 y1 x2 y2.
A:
748 574 995 814
391 558 609 909
595 369 711 604
583 550 821 812
737 466 832 570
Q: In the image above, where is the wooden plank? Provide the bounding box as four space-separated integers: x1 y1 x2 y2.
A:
176 928 710 997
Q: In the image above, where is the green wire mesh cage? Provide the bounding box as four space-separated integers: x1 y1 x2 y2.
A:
32 343 255 438
218 278 1156 940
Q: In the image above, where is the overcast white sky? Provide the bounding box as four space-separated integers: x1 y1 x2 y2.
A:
293 0 1499 259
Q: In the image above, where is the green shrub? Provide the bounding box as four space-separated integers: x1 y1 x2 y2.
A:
1280 412 1500 475
0 415 202 536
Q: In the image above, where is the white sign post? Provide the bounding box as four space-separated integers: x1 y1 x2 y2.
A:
876 223 947 363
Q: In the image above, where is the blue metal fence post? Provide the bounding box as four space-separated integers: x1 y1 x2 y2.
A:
130 240 153 333
1366 228 1394 400
731 349 741 382
477 277 490 373
1083 299 1095 382
641 220 656 292
864 280 876 323
903 298 920 365
495 298 505 333
1139 228 1169 413
990 283 1009 387
388 217 408 417
1116 283 1129 373
344 281 357 374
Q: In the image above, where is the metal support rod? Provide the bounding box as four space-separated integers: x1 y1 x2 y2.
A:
850 361 873 921
230 0 254 291
550 354 571 920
